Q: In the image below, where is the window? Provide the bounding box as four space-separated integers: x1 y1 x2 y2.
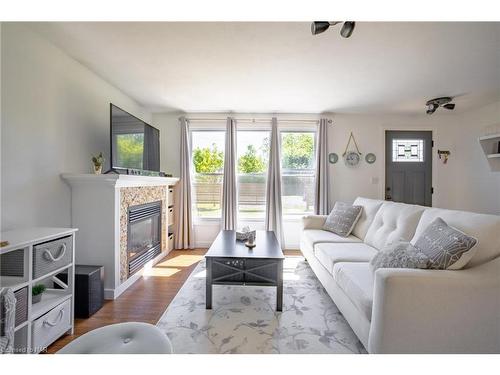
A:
392 139 424 162
280 131 316 218
237 131 270 220
191 131 225 218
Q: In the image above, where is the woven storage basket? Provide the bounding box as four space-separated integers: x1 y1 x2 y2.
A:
32 299 71 352
14 287 28 327
33 236 72 279
0 248 25 277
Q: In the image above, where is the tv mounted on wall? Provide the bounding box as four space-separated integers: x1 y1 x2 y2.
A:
109 104 160 174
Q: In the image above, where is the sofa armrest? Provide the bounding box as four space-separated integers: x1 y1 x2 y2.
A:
368 258 500 353
301 215 328 230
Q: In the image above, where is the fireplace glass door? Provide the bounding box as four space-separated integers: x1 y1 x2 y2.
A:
127 201 162 275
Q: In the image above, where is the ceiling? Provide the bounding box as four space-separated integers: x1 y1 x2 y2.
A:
29 22 500 114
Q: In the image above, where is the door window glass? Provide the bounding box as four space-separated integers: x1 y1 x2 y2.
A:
392 139 424 162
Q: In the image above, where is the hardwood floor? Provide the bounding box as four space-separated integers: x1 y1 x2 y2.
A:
47 248 301 353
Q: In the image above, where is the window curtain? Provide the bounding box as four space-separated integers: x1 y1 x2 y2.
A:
314 118 330 215
265 117 285 247
175 117 194 249
221 117 238 230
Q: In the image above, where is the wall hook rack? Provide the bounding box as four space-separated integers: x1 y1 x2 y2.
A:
437 149 451 164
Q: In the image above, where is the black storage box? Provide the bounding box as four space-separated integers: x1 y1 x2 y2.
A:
57 265 104 319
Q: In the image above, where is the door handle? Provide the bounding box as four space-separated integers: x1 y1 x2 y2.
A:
385 187 392 200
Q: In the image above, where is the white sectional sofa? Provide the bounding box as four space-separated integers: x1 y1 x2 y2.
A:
300 197 500 353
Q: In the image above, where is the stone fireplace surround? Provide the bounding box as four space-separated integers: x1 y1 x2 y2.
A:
120 186 167 282
62 174 178 299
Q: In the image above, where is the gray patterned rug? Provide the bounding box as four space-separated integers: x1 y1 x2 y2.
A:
157 256 366 354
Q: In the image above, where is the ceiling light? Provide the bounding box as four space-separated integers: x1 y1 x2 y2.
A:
340 22 356 38
311 21 333 35
426 103 438 115
425 97 456 115
311 21 354 38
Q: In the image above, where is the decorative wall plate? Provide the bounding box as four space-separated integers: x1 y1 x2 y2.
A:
328 153 339 164
344 151 361 167
365 153 376 164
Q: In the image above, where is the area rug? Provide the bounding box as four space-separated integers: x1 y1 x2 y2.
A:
157 256 367 354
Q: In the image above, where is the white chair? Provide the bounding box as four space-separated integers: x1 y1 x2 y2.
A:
57 322 173 354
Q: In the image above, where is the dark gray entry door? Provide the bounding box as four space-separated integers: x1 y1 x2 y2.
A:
385 130 432 206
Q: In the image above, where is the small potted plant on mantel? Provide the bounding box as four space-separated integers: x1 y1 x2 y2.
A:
91 152 105 175
32 284 46 304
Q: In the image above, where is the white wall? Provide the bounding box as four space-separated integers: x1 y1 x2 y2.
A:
449 101 500 214
4 24 497 247
329 101 500 214
328 112 455 208
154 104 500 248
1 24 150 231
152 112 183 177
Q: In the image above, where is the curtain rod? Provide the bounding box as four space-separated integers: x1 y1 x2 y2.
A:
185 117 332 124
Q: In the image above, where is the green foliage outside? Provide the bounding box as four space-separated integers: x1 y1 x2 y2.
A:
238 145 266 173
116 133 144 169
191 133 315 218
192 133 314 174
192 143 224 173
281 133 314 169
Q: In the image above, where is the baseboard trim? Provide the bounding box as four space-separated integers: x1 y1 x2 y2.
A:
104 249 169 300
194 241 213 248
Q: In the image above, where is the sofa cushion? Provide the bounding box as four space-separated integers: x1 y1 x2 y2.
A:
364 202 426 251
411 208 500 268
352 197 384 240
333 262 374 321
314 243 378 274
369 241 429 273
323 202 363 237
301 229 362 251
413 217 477 270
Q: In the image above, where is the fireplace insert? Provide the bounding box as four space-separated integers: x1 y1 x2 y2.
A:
127 201 162 276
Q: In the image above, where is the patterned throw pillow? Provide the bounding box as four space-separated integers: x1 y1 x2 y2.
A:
370 241 429 273
322 202 362 237
414 217 477 270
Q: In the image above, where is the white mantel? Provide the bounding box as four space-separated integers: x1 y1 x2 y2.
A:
62 173 179 299
61 173 179 188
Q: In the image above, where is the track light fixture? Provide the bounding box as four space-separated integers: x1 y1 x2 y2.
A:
425 97 456 115
311 21 356 38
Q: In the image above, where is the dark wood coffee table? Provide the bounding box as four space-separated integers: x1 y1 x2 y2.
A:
205 230 285 311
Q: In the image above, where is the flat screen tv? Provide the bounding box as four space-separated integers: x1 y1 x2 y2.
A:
110 104 160 172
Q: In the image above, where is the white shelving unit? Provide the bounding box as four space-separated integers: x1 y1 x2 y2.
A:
487 153 500 159
478 133 500 142
478 133 500 160
0 227 77 354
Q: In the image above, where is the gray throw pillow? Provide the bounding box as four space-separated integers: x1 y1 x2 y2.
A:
370 242 429 273
322 202 362 237
413 217 477 270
